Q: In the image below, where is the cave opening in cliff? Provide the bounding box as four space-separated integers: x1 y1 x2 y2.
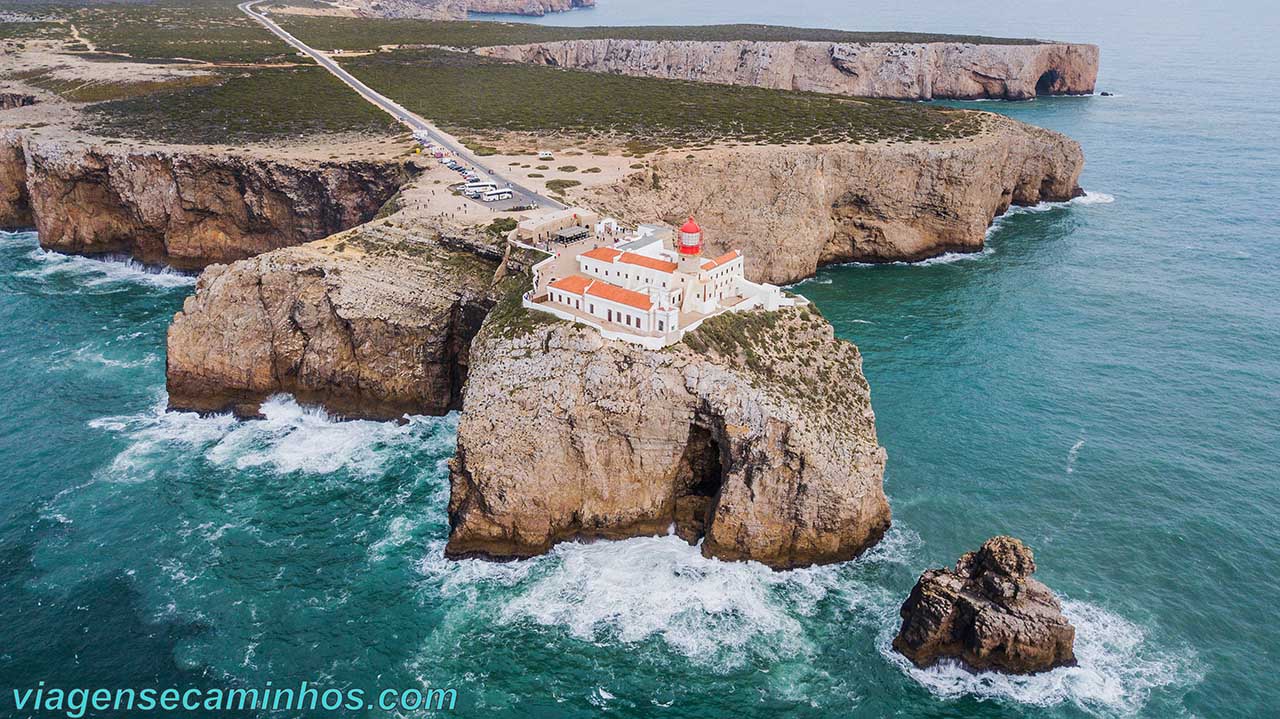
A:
672 423 724 544
1036 69 1062 96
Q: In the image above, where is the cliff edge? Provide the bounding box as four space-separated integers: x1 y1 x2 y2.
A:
166 222 501 420
477 38 1097 100
586 114 1083 284
446 302 890 569
0 132 411 269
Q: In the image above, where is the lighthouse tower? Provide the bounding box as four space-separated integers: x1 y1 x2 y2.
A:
676 216 703 273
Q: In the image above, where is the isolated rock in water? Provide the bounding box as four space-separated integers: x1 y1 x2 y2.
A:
446 303 890 569
893 536 1077 674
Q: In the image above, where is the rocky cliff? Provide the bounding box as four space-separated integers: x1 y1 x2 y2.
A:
0 138 30 228
166 222 501 420
445 304 890 569
1 93 37 111
894 536 1077 674
0 133 411 269
467 0 593 15
477 38 1097 100
588 114 1083 284
342 0 592 19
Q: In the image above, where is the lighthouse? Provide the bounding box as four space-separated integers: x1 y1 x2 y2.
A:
676 216 703 273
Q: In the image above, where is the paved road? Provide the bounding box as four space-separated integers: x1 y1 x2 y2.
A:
239 0 564 211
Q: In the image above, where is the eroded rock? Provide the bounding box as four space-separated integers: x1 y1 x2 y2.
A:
446 303 890 569
477 38 1098 100
893 536 1077 674
3 133 411 269
166 223 501 420
587 114 1084 283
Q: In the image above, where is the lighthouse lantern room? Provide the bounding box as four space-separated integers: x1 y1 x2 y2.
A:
677 216 703 272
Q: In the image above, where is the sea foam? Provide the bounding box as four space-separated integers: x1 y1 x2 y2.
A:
90 394 452 483
17 244 195 289
880 598 1199 716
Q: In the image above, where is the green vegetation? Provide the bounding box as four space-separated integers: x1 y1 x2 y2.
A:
340 49 982 146
8 67 223 103
486 274 560 340
279 17 1045 51
545 179 580 193
373 190 404 220
86 66 398 144
485 216 518 236
0 21 67 41
58 4 293 63
556 165 578 172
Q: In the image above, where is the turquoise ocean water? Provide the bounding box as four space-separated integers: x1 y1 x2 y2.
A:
2 0 1278 716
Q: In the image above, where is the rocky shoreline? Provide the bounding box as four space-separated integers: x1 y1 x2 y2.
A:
447 301 890 568
0 132 411 270
587 114 1084 284
477 38 1098 101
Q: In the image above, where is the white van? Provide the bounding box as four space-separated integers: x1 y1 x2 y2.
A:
537 151 554 161
482 189 514 202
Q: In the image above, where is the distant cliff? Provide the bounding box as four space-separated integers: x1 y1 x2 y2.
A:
477 38 1098 100
467 0 593 15
447 302 890 569
342 0 593 19
0 132 411 269
587 114 1084 284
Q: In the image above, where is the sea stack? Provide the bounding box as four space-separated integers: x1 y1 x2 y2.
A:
893 536 1077 674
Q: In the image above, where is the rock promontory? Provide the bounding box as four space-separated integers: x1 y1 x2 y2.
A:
893 536 1077 674
445 302 890 569
586 114 1084 284
476 38 1098 101
0 132 411 269
166 222 501 420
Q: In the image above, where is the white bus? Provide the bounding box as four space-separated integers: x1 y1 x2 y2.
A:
462 181 498 197
482 189 514 202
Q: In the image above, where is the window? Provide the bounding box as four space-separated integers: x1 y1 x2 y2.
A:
589 303 594 314
608 309 613 322
658 320 664 331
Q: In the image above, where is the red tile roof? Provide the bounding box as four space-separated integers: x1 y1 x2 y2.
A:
587 281 654 311
702 249 741 271
620 252 678 273
581 247 622 262
549 275 593 294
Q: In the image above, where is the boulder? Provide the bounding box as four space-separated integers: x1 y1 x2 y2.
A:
892 536 1077 674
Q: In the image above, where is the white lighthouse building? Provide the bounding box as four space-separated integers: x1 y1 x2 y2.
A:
527 211 805 349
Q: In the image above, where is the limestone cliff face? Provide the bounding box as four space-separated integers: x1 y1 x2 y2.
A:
1 133 411 269
0 138 30 228
467 0 593 15
477 39 1098 100
446 305 890 569
166 224 500 420
588 114 1084 284
344 0 591 19
1 93 37 111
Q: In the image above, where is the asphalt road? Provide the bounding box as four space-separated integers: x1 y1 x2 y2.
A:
238 0 564 211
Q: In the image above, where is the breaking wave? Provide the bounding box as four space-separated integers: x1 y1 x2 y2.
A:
881 599 1199 716
421 527 921 673
89 394 452 483
16 244 195 289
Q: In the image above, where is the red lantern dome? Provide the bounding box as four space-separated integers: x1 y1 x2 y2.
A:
678 216 703 256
